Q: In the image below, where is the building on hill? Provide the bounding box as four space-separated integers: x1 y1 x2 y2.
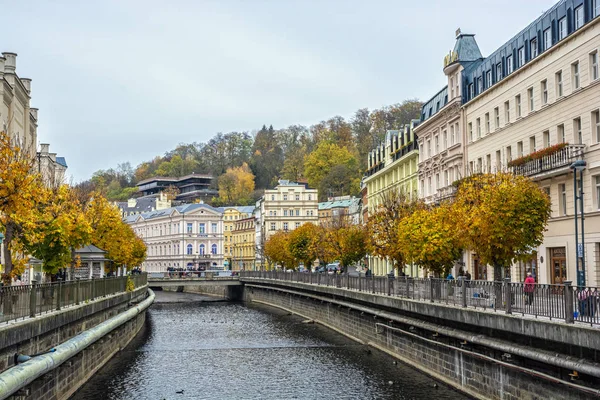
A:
116 192 171 218
232 216 256 271
317 196 361 227
222 206 255 269
136 174 218 203
363 123 419 276
125 203 224 273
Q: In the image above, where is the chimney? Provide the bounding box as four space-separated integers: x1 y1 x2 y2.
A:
20 78 31 93
49 152 56 162
2 53 17 74
40 143 50 154
30 108 38 120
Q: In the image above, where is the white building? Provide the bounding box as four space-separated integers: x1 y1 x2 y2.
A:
125 203 224 273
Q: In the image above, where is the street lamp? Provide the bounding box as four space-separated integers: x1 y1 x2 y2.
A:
570 160 586 287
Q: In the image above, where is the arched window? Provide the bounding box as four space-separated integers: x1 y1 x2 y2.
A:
186 244 193 255
211 244 217 255
199 244 205 255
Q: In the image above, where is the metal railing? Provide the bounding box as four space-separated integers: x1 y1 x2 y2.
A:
0 273 148 324
509 144 585 178
240 271 599 326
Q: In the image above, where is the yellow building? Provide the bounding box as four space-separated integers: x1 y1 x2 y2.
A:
222 206 254 269
363 123 419 276
232 216 256 270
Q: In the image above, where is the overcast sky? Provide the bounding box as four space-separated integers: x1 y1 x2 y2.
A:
3 0 556 182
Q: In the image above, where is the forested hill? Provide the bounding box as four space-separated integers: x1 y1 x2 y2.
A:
82 99 421 204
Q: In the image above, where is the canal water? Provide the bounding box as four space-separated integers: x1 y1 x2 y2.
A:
71 291 469 400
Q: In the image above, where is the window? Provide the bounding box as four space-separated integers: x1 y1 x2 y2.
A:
530 136 536 153
295 222 301 229
558 18 567 40
528 87 534 112
271 195 275 201
572 62 580 89
506 146 512 162
517 141 523 157
507 55 514 74
486 154 491 173
420 180 425 196
443 130 447 149
283 210 288 216
450 125 455 145
435 174 440 190
211 244 217 254
560 183 567 216
494 107 500 129
495 150 502 171
515 95 521 118
468 123 473 142
593 110 600 143
435 135 439 153
187 223 193 233
283 222 289 231
308 194 312 201
270 222 276 231
186 244 193 255
543 130 550 147
476 118 481 139
555 71 563 97
295 194 300 201
575 6 584 30
469 83 474 99
199 223 205 233
477 158 482 174
199 244 205 254
283 194 288 201
544 28 552 50
477 77 483 93
504 101 510 124
596 176 600 209
486 70 492 87
541 80 548 105
530 38 538 58
212 223 217 232
485 113 490 134
596 0 600 18
296 209 300 216
591 52 599 81
518 47 525 67
427 139 431 156
557 124 565 143
574 118 582 144
427 177 432 195
496 63 502 80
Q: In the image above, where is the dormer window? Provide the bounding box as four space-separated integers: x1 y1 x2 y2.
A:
518 47 525 67
558 18 567 41
496 63 502 80
530 38 538 58
543 28 552 50
477 77 483 93
507 55 514 74
486 70 492 88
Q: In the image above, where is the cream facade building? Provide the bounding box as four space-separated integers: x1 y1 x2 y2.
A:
125 203 224 272
258 180 318 244
222 206 254 268
462 0 600 285
232 216 256 270
364 124 419 275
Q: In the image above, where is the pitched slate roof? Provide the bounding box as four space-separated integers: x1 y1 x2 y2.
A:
56 157 68 168
124 203 222 223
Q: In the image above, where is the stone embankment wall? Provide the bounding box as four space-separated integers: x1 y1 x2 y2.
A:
243 284 600 400
161 284 243 300
0 286 150 400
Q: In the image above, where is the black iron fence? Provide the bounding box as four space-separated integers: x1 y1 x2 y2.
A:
240 271 599 326
0 273 148 324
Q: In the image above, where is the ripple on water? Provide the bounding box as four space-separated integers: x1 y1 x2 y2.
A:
71 299 471 400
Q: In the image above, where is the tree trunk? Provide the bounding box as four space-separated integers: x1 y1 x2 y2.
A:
493 262 504 309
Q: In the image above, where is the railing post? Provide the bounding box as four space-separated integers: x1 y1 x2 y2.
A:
429 276 434 302
405 276 410 299
462 278 467 307
29 281 37 318
564 280 574 323
504 278 512 314
91 277 96 301
75 278 80 305
371 276 375 294
56 279 62 311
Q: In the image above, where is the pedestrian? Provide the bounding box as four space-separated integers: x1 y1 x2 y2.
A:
465 271 472 281
365 268 372 277
446 272 454 280
524 272 535 306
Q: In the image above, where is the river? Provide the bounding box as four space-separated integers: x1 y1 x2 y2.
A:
71 291 469 399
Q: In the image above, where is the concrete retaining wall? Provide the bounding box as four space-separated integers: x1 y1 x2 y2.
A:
244 284 600 400
0 286 149 400
162 285 243 301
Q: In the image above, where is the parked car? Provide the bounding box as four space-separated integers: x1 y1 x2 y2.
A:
315 266 326 273
326 263 340 274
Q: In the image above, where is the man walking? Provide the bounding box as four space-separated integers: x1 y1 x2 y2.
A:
524 272 535 306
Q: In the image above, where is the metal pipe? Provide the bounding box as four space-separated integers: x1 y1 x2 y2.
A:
579 168 585 286
0 288 155 400
573 170 579 286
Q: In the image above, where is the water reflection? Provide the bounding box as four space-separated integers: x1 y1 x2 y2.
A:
72 292 469 400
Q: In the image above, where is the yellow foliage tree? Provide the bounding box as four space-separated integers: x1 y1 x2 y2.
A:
326 224 368 271
0 132 46 279
453 172 551 280
217 162 255 205
288 223 319 269
303 142 359 199
264 231 295 269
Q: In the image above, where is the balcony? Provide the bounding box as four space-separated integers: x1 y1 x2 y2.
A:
509 144 585 180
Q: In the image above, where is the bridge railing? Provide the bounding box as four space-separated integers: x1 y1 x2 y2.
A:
240 271 599 326
0 273 147 324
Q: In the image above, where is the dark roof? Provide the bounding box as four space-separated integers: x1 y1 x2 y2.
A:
420 86 448 122
463 0 592 102
117 198 157 213
56 157 68 168
124 202 222 223
136 173 213 187
74 244 106 254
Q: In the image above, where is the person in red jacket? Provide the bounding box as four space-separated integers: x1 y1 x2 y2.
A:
524 272 536 306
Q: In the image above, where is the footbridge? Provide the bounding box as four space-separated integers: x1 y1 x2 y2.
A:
147 272 241 288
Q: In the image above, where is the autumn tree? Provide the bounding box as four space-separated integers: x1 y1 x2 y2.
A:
398 203 463 276
326 223 368 272
453 172 551 281
304 142 359 200
367 189 423 274
0 132 46 278
288 223 319 269
264 231 295 269
217 162 255 206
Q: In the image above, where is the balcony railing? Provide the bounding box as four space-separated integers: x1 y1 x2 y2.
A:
509 144 585 178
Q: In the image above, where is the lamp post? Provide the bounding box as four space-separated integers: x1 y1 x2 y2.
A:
570 160 586 287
